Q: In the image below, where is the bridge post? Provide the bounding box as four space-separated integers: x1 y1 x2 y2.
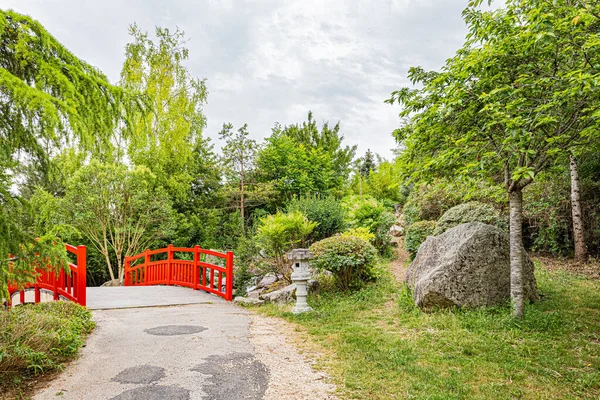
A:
167 244 173 285
193 245 200 290
34 285 40 303
53 271 59 300
77 245 87 306
226 251 234 301
144 250 150 285
124 257 130 286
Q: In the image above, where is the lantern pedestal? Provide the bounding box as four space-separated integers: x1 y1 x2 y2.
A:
288 249 313 314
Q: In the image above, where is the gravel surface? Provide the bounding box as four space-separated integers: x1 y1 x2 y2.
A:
33 288 337 399
249 315 337 400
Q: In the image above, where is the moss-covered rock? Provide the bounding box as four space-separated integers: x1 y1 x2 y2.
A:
433 201 507 236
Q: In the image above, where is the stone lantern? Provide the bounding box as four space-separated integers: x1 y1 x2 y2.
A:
288 248 313 314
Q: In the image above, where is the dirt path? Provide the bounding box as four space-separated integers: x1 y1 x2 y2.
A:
34 301 336 399
390 237 411 283
249 315 337 399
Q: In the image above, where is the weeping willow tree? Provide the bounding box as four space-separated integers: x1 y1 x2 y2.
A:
0 10 131 299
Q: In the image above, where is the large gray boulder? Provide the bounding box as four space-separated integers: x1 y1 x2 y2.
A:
406 222 539 310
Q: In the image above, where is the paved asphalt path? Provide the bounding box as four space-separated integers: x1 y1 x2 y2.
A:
34 287 271 400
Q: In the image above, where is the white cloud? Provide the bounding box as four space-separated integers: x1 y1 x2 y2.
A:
2 0 471 159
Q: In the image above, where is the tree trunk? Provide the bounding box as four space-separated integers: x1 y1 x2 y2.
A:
104 251 116 282
359 174 363 198
118 258 124 283
509 189 524 319
240 161 245 235
570 154 588 262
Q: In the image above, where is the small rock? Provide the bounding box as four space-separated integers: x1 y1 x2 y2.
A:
260 284 296 304
389 224 404 237
247 289 264 299
101 279 121 287
245 285 258 293
234 297 265 306
257 273 278 289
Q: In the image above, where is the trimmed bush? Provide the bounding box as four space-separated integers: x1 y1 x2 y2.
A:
310 236 377 291
340 227 375 244
405 220 437 259
287 196 346 242
433 201 507 235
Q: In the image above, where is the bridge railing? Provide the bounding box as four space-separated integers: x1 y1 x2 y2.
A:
124 245 234 301
7 244 87 307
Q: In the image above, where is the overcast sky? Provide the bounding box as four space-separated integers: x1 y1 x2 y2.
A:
3 0 472 160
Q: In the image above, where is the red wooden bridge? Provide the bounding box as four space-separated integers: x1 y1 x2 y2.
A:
7 244 234 307
124 245 234 301
7 244 87 307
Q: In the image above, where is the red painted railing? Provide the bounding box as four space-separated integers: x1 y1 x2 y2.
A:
7 244 87 307
124 245 234 301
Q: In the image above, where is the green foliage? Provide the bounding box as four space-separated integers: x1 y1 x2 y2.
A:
0 10 130 298
256 112 356 205
524 175 572 255
340 227 376 244
256 134 336 204
434 202 507 235
309 236 377 291
255 211 317 278
0 10 129 162
276 111 357 188
0 302 94 382
402 179 505 228
388 1 600 194
405 220 437 259
363 160 404 203
342 195 395 253
121 24 209 206
64 160 174 282
287 196 346 242
358 149 377 178
402 182 463 227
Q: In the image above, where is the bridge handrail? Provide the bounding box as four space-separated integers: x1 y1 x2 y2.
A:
124 245 233 301
7 244 87 307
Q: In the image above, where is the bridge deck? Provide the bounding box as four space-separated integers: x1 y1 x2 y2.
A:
86 286 225 310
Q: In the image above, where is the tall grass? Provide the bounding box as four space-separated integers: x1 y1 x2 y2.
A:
0 302 95 399
261 263 600 399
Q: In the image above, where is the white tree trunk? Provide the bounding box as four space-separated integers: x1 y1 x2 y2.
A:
509 189 524 319
570 154 588 262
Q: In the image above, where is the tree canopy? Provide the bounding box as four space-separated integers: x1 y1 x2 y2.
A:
0 10 133 297
387 0 600 317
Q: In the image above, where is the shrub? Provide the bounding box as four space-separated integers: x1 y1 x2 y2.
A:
0 302 94 382
310 235 378 291
433 202 508 235
340 227 375 244
341 195 395 254
405 220 437 259
255 211 317 279
287 196 346 242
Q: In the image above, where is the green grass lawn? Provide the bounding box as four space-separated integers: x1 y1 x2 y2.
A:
260 262 600 399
